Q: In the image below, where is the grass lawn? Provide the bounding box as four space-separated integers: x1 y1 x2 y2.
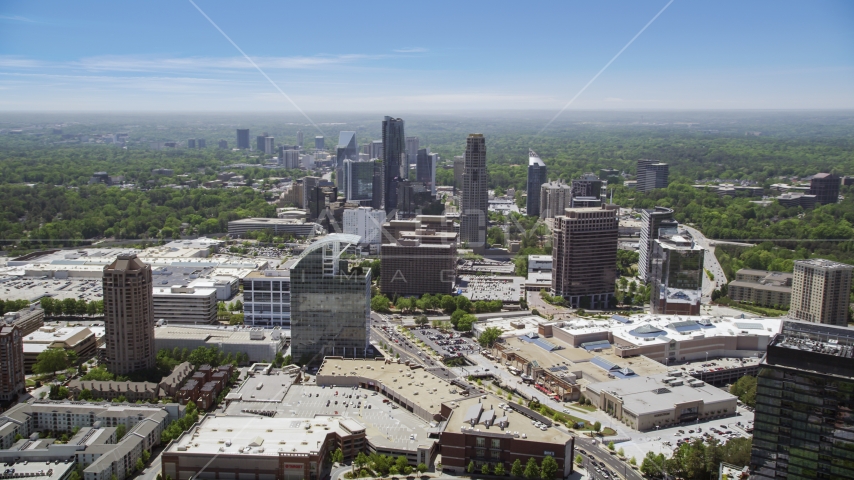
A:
26 378 36 387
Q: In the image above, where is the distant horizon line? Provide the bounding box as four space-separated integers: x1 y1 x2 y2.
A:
2 108 853 115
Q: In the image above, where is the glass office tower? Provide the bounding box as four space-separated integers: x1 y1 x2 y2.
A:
289 235 371 365
750 320 854 479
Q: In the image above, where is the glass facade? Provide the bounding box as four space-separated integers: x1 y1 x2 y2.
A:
750 322 854 479
290 236 371 364
344 160 374 202
382 117 405 213
242 274 291 327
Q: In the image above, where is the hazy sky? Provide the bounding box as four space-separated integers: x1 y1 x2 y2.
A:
1 0 852 112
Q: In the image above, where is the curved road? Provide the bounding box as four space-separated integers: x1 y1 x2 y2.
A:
682 225 727 303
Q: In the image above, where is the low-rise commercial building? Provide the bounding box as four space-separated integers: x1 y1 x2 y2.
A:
161 415 366 480
440 394 575 478
552 314 782 363
153 325 287 364
227 218 323 237
23 326 98 372
584 372 738 431
727 269 792 307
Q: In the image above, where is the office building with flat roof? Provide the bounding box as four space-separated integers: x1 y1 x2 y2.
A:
526 149 547 217
789 259 853 326
570 173 602 200
460 134 488 250
636 159 669 193
380 230 457 297
809 172 840 205
415 148 437 195
551 207 618 309
750 321 854 479
342 159 374 203
315 135 324 151
584 372 738 431
103 254 155 375
638 207 676 282
650 231 705 315
242 270 291 328
152 285 217 325
297 130 303 147
236 129 249 149
453 155 464 193
0 325 24 402
227 218 323 237
22 326 97 373
289 235 371 364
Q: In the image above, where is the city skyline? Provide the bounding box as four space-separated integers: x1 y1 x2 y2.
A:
0 1 852 111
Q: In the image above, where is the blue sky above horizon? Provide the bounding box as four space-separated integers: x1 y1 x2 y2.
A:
1 0 852 112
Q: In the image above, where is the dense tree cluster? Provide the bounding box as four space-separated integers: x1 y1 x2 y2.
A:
0 299 32 315
0 183 275 244
40 297 103 317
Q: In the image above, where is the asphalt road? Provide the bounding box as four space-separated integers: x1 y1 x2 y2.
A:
682 225 728 302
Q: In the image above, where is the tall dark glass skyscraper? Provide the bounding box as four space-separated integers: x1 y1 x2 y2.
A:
750 320 854 479
289 235 371 365
526 149 546 217
460 134 488 250
236 129 250 149
382 116 406 214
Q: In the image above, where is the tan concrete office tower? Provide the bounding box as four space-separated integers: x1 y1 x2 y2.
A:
460 134 488 250
103 254 155 375
789 259 853 326
552 206 618 309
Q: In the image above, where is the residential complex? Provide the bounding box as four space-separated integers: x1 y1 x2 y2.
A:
750 321 854 479
289 235 371 364
2 305 44 336
538 181 572 220
241 270 291 328
551 206 618 309
727 269 793 308
103 254 155 375
380 230 457 297
0 325 24 402
460 134 488 250
343 206 386 247
526 149 547 217
789 258 853 326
